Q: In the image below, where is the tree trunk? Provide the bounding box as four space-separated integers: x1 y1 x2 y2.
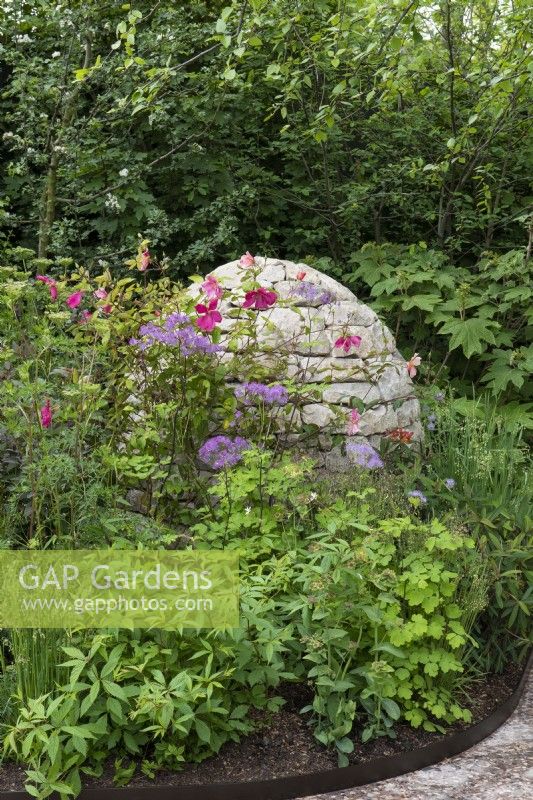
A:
38 38 92 258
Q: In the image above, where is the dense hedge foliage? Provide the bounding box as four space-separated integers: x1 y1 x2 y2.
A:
1 1 531 266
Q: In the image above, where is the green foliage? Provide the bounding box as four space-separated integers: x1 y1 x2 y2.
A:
338 243 533 407
414 396 532 670
0 245 531 797
0 1 531 267
3 629 283 799
287 515 478 761
191 451 316 555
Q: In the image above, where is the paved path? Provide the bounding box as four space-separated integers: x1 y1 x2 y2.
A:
303 672 532 800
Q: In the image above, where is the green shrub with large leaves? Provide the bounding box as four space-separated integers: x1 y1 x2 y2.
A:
332 243 532 412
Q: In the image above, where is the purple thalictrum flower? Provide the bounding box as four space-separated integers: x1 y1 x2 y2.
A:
346 441 384 469
235 382 289 406
292 281 334 305
130 312 220 356
198 436 250 470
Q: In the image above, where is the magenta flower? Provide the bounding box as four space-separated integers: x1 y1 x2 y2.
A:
79 310 92 323
66 291 84 309
347 408 361 435
36 275 58 301
242 287 277 310
201 274 223 302
334 335 362 353
101 304 112 315
140 248 150 271
195 299 222 332
94 288 108 300
239 251 255 268
40 399 53 429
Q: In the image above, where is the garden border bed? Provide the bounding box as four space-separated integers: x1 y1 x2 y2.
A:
1 652 530 800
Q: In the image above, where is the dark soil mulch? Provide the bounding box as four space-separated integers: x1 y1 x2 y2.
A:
0 663 523 793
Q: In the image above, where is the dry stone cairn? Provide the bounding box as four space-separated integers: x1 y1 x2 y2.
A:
192 256 422 471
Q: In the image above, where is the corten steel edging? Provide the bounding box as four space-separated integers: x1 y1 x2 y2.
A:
1 651 530 800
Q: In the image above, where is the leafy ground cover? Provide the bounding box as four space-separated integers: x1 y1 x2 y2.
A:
0 251 530 799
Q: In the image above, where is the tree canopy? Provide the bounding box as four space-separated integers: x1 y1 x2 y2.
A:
1 0 531 269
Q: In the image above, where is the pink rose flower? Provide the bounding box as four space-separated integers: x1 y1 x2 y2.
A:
36 275 58 301
201 274 223 302
66 291 84 309
239 251 255 268
334 335 362 353
242 287 277 310
40 399 53 429
406 353 422 378
94 288 108 300
347 408 361 435
195 299 222 332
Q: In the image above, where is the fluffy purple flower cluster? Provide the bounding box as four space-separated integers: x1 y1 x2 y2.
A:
427 413 437 431
235 382 289 406
408 490 428 504
292 281 334 305
130 312 220 356
346 441 384 469
198 435 250 470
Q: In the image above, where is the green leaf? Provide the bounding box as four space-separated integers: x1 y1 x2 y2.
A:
439 317 497 358
381 698 401 719
195 718 211 743
401 294 442 312
80 680 101 716
336 736 354 753
61 725 96 739
102 680 128 701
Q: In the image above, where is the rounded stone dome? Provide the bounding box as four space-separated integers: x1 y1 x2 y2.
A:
193 256 422 469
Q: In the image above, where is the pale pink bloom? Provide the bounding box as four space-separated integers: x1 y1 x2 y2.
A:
94 288 108 300
239 251 255 268
296 271 307 280
242 287 277 310
347 408 361 435
79 310 92 323
334 335 362 353
406 353 422 378
36 275 58 301
40 399 53 429
202 274 223 302
195 299 222 332
66 291 84 309
139 248 150 271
